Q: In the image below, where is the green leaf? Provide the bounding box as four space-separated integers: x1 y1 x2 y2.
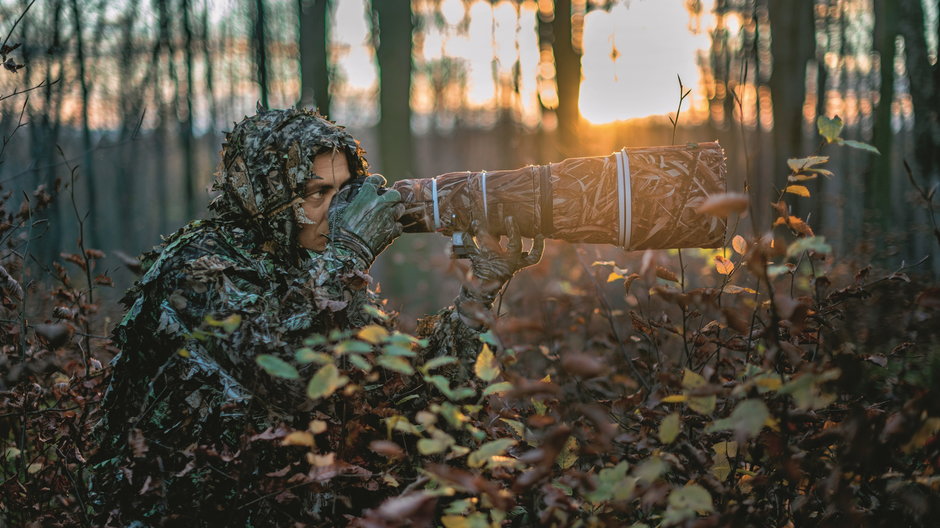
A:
706 399 770 438
335 340 373 355
294 348 332 364
474 344 500 381
658 413 681 444
382 344 416 357
663 484 714 525
682 369 716 415
422 356 458 373
467 438 516 468
786 236 832 259
417 437 450 455
306 363 348 400
255 354 300 379
817 115 844 143
585 462 634 503
434 402 469 428
425 375 476 401
376 355 415 375
482 381 513 396
633 456 668 484
671 484 714 512
842 139 880 155
348 354 372 372
478 330 499 346
787 156 829 172
362 304 390 321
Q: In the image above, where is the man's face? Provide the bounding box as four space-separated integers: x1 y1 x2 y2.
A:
297 151 352 251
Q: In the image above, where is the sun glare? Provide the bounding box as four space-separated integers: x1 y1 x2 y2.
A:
328 0 716 126
579 0 714 124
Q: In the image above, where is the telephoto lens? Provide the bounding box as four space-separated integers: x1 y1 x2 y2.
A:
391 141 727 251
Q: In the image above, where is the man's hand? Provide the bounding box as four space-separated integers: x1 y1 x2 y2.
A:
455 216 544 327
328 174 405 268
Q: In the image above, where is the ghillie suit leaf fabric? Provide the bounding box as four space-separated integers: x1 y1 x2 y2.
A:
87 108 482 526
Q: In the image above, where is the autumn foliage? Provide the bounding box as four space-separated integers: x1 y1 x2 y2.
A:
2 114 940 527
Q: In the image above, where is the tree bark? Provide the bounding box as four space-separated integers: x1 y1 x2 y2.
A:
69 0 99 249
298 0 331 117
869 0 897 227
253 0 270 109
551 0 581 155
181 0 197 219
898 0 940 183
767 0 815 191
370 0 414 182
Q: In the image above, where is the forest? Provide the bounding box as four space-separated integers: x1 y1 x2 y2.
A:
1 0 939 526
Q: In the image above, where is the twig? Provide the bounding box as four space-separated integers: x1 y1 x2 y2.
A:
0 0 37 58
57 145 94 376
0 78 57 103
0 96 29 163
671 75 693 367
903 160 940 246
576 247 651 392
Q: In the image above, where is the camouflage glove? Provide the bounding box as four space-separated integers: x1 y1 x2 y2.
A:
455 216 544 327
328 174 405 268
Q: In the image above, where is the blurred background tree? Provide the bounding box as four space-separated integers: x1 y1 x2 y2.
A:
0 0 937 322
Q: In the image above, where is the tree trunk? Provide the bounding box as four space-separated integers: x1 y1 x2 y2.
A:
767 0 815 192
370 0 414 182
118 0 141 249
869 0 896 227
253 0 270 109
181 0 197 219
898 0 940 183
70 0 98 249
551 0 581 155
298 0 331 117
202 0 217 130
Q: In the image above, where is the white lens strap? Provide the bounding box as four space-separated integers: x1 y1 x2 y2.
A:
432 177 442 230
481 170 489 221
616 148 632 249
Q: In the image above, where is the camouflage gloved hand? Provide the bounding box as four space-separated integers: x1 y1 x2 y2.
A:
328 174 405 268
455 216 544 327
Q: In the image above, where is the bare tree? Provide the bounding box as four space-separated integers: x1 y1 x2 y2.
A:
298 0 331 117
371 0 414 181
253 0 270 108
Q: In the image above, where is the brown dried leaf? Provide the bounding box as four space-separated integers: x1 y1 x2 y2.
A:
696 193 749 217
656 266 679 282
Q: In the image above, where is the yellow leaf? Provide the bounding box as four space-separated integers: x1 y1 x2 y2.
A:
607 271 624 282
785 185 811 197
308 420 328 434
715 255 734 275
557 436 579 469
357 324 389 344
474 344 500 382
177 348 190 358
441 515 469 528
661 394 687 403
311 452 335 466
282 431 315 447
659 413 681 444
732 235 747 255
788 173 818 182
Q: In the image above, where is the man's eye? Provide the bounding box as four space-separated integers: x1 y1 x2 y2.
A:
306 190 326 199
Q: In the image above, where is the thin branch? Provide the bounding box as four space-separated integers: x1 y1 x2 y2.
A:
0 0 37 57
0 77 58 103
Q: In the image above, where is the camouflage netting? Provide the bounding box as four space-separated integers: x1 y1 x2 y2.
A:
393 141 727 250
209 106 370 263
88 109 486 526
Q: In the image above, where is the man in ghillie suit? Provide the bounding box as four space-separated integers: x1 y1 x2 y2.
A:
89 107 542 526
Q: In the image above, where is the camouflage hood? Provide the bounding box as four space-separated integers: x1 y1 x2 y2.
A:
209 106 369 262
